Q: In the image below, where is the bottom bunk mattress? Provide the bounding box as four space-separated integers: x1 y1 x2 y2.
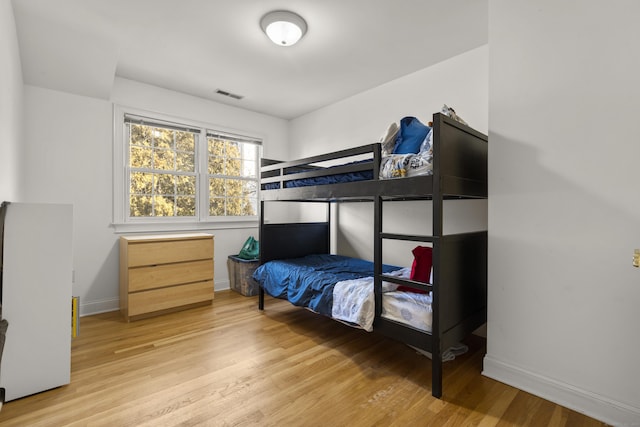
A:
253 254 433 332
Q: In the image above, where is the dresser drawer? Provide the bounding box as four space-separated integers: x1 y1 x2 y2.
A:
129 259 213 292
128 280 214 317
120 233 215 321
127 237 213 267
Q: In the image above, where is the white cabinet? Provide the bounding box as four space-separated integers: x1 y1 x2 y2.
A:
0 203 73 401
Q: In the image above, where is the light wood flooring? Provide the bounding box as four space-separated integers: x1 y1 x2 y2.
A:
0 290 607 426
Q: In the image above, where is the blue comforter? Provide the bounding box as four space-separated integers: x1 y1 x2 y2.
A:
263 160 373 190
253 254 399 316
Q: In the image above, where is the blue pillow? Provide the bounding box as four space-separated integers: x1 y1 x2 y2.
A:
393 116 431 154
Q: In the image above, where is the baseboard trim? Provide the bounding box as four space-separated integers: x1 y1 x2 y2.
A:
483 355 640 426
79 297 119 317
79 284 232 317
216 280 230 291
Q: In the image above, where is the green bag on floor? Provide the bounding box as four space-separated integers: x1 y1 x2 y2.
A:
237 236 259 260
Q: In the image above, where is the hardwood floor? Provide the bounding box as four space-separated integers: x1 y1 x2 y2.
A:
0 290 607 426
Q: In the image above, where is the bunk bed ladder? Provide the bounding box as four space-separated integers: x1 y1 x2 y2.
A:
258 200 265 310
374 194 444 398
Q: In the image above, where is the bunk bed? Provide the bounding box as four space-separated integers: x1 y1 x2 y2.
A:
255 112 488 398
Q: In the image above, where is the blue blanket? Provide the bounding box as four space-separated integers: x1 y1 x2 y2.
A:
253 254 399 316
263 160 373 190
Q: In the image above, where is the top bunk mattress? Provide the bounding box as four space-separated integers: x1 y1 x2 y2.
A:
260 112 487 201
262 160 375 190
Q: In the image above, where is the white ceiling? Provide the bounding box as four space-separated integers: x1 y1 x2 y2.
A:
11 0 488 120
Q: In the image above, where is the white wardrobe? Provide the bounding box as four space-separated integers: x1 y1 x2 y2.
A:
0 202 73 401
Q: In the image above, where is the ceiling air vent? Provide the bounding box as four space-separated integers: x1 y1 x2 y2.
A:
215 89 244 100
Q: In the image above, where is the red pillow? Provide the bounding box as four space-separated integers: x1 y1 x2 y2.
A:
398 246 432 293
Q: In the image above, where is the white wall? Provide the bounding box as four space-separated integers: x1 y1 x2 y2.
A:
290 45 488 159
289 46 488 266
22 86 113 314
485 1 640 424
0 0 23 202
22 80 289 315
111 78 290 161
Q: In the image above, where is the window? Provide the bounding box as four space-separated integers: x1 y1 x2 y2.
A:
126 117 199 218
207 131 259 217
114 107 262 231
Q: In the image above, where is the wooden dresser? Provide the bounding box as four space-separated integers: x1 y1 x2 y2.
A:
119 233 214 321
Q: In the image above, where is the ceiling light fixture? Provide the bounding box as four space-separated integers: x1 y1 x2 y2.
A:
260 10 307 47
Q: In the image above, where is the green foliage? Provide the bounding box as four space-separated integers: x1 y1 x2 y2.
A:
127 124 258 218
129 124 196 217
207 138 257 217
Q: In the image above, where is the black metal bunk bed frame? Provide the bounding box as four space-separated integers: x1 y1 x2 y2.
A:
257 113 488 398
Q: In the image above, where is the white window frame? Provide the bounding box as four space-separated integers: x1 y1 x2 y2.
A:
112 105 263 233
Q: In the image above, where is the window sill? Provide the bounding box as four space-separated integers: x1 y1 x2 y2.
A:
111 219 259 234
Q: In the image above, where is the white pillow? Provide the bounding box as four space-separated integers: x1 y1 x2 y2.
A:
379 122 399 156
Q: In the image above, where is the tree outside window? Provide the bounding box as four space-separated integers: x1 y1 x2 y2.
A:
124 115 260 222
207 136 258 217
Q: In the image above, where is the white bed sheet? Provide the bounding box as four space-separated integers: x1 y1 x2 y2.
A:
381 290 432 332
331 267 432 333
